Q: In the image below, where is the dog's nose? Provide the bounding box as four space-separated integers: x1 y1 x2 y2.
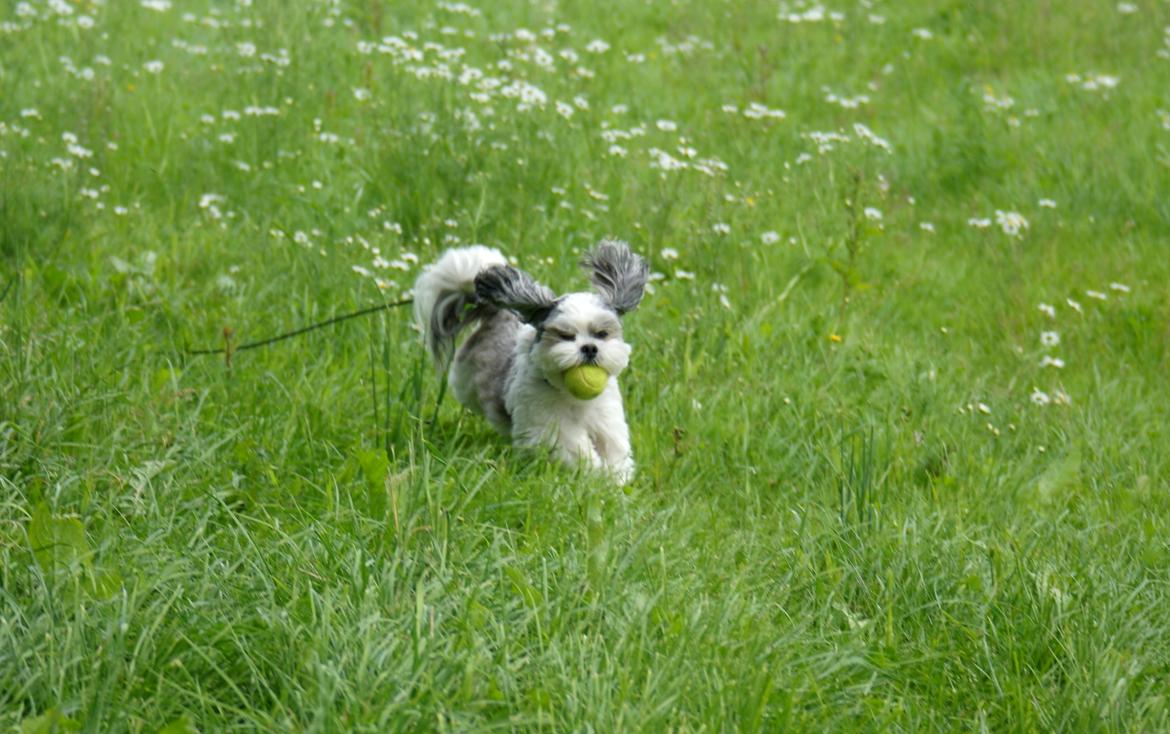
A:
580 343 598 359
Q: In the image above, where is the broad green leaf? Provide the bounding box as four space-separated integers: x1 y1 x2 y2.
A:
28 503 90 575
21 708 82 734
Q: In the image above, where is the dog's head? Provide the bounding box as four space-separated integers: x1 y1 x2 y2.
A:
475 239 648 395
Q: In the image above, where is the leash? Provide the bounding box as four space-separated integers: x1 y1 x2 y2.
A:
187 297 413 365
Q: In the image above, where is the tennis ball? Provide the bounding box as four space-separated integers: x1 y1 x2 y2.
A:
563 364 609 400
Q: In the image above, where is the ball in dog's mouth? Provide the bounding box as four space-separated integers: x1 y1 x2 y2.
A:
562 364 608 400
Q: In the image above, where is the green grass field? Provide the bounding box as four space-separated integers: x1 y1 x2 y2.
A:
3 0 1170 730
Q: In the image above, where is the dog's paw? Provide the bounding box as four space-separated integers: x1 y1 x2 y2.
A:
609 457 635 486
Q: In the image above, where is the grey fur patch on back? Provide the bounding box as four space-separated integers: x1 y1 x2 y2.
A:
581 239 649 315
475 265 558 324
451 309 520 432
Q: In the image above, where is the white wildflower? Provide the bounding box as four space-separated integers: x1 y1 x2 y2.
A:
852 123 891 152
198 193 224 209
743 102 786 120
1038 303 1056 318
1030 389 1051 406
761 231 780 245
994 210 1028 237
1040 331 1060 348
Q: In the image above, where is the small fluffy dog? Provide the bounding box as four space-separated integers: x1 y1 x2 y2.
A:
413 240 648 484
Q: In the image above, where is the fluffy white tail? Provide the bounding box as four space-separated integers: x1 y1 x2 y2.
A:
412 245 507 365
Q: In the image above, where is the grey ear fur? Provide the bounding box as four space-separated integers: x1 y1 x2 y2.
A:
581 239 648 315
474 265 558 324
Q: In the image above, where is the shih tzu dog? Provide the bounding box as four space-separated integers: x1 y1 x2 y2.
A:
413 240 648 484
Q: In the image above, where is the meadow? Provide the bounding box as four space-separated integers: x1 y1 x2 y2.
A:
2 0 1170 730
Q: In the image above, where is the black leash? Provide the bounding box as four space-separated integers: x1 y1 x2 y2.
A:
187 297 413 364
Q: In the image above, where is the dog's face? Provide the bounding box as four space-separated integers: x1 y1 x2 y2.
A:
532 293 632 383
475 240 648 395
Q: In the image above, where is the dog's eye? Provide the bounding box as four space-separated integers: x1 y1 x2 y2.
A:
593 330 609 339
550 330 574 341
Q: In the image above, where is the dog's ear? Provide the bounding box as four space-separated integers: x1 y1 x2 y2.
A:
581 239 648 315
475 265 558 324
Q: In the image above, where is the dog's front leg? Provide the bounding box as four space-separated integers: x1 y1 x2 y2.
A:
512 417 603 472
590 424 635 485
551 428 605 472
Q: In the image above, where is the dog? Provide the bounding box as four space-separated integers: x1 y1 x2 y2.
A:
412 240 648 484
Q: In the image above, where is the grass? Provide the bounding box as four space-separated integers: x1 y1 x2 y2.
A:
2 0 1169 730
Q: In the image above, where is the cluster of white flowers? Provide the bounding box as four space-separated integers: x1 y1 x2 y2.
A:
1065 72 1120 92
824 89 870 109
1029 282 1132 407
994 210 1029 238
966 210 1029 237
655 35 714 56
779 5 844 23
801 123 890 156
982 91 1015 111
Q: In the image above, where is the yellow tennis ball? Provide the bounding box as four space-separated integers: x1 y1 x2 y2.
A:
563 364 609 400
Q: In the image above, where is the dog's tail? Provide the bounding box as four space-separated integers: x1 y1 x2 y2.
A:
412 245 508 368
